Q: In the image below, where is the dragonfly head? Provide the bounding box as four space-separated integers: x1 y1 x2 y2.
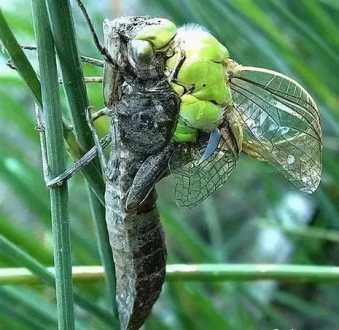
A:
134 18 177 50
127 18 177 79
128 39 154 67
104 17 176 80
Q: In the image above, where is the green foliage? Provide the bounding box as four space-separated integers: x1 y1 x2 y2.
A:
32 0 74 328
0 0 339 329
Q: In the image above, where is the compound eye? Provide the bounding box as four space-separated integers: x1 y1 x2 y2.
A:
129 39 154 66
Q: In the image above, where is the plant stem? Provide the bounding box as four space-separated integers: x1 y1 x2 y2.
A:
2 264 339 285
45 0 117 316
0 8 41 104
0 8 107 205
0 8 88 168
31 1 74 329
166 264 339 282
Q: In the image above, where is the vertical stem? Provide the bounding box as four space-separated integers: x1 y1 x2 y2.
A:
88 189 118 315
0 8 42 105
45 0 117 316
0 9 95 177
31 1 74 329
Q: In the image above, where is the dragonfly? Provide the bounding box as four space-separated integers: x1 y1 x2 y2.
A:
42 4 322 330
165 25 322 207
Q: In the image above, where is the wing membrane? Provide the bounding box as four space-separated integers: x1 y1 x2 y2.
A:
169 138 237 207
229 65 322 193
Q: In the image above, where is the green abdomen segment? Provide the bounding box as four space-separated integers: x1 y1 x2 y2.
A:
173 94 225 142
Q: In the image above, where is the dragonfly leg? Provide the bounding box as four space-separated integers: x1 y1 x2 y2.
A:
7 59 103 81
91 107 109 121
83 76 103 84
34 104 51 183
19 46 104 67
47 133 112 187
79 56 103 67
75 0 115 65
168 50 185 83
34 103 111 187
126 144 174 211
86 107 108 172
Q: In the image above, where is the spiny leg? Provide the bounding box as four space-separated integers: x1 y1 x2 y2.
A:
19 45 104 67
83 76 103 83
35 103 111 187
92 106 108 121
168 50 185 83
75 0 115 65
7 58 103 83
47 133 112 187
126 144 174 211
86 107 109 174
34 104 51 182
80 56 104 67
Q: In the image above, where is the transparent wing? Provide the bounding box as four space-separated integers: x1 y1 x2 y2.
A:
229 65 322 193
169 137 237 207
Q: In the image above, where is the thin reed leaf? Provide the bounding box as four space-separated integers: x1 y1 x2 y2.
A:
0 212 53 264
0 8 41 105
0 235 116 326
32 1 74 328
45 0 117 315
3 264 339 284
0 7 97 174
0 287 57 327
0 299 46 330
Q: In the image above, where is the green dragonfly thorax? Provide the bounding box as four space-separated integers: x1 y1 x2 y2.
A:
134 18 177 49
129 21 241 150
165 25 234 144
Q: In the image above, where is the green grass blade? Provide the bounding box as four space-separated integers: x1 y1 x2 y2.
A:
168 282 233 330
0 287 90 329
270 1 339 67
0 8 103 195
0 287 57 327
44 0 117 315
31 1 73 328
0 299 47 330
0 8 42 105
300 0 339 51
0 314 32 330
3 264 339 284
228 0 338 109
0 235 116 325
0 142 100 263
275 291 339 323
0 235 54 284
160 207 215 262
0 212 53 264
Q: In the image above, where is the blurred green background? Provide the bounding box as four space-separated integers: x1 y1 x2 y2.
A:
1 0 339 329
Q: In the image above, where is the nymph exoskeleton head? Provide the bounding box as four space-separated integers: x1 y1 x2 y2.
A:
103 17 177 80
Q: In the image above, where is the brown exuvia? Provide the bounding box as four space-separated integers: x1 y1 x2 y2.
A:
103 17 180 330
